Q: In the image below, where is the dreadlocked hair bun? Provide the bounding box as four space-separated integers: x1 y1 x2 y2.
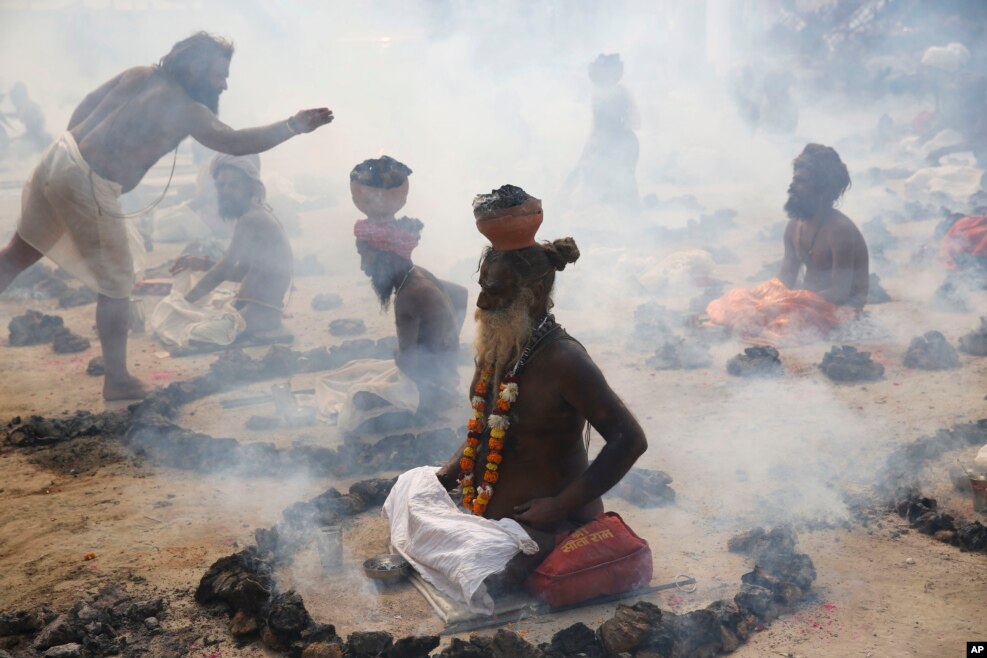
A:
542 237 580 271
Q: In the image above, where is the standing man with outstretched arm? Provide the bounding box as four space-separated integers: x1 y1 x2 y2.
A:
0 32 333 400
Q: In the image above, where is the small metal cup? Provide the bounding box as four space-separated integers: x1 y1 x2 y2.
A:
270 382 294 414
971 474 987 513
315 525 343 570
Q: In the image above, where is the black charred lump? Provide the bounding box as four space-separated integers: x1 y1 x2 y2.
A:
894 493 987 552
350 155 412 189
3 411 127 447
260 591 312 652
329 318 366 337
311 293 342 311
488 629 545 658
0 607 53 637
195 548 275 614
958 317 987 356
727 346 783 377
819 345 884 382
610 468 676 507
472 185 529 214
8 310 64 346
956 522 987 551
646 338 712 370
6 584 167 657
727 526 816 624
598 601 662 655
86 357 105 376
347 630 394 657
349 477 398 506
435 637 494 657
903 331 961 370
52 328 90 354
542 622 603 658
386 635 441 658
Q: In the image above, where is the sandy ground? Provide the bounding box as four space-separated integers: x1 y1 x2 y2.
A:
1 159 986 658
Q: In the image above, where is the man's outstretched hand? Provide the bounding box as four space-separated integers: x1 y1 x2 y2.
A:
292 108 334 133
170 255 213 275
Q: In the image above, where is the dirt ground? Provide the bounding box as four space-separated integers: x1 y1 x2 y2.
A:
1 159 986 658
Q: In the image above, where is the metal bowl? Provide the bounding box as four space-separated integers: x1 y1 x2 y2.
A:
363 553 412 584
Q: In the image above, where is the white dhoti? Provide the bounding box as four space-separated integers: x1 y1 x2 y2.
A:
149 274 245 348
315 359 420 434
383 466 539 615
17 131 146 299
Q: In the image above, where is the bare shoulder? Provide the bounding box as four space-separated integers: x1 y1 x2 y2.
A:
537 334 595 375
124 65 157 79
397 269 444 309
237 206 280 233
830 211 865 241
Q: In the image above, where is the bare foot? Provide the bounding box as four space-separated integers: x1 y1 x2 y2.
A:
103 375 152 401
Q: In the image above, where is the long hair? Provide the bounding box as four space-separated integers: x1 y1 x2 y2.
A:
793 144 851 206
478 238 580 309
158 32 234 81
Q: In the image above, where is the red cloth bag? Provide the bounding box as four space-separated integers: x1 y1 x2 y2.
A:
524 512 653 608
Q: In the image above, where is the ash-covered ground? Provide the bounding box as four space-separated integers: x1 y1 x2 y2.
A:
2 3 987 657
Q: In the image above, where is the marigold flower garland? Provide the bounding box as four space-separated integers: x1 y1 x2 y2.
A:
458 367 519 515
457 314 554 516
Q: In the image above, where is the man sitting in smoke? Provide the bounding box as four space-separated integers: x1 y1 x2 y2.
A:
0 31 332 400
563 53 641 212
315 157 466 434
383 185 649 612
778 144 869 308
150 153 293 347
708 145 868 345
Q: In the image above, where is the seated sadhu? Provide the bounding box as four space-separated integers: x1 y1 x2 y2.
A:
383 185 648 613
778 143 869 308
150 153 292 347
315 157 466 433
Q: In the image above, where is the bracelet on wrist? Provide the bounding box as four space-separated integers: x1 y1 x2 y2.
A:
286 117 300 136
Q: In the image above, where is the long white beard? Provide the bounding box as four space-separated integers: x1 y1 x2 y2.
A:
474 289 535 383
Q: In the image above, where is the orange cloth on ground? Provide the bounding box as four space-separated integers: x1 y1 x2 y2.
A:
939 215 987 269
706 278 851 346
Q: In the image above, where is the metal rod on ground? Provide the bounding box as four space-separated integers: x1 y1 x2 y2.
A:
220 388 315 409
439 577 697 636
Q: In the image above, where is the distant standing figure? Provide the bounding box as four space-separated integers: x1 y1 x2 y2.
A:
564 53 640 211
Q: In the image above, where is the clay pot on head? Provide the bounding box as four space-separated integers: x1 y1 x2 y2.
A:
476 210 543 251
351 179 409 218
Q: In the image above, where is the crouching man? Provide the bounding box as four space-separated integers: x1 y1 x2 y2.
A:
383 185 648 614
150 153 292 347
315 156 466 435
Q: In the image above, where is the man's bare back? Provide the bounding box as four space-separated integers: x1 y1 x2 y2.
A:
779 208 869 307
69 64 330 192
394 267 463 408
